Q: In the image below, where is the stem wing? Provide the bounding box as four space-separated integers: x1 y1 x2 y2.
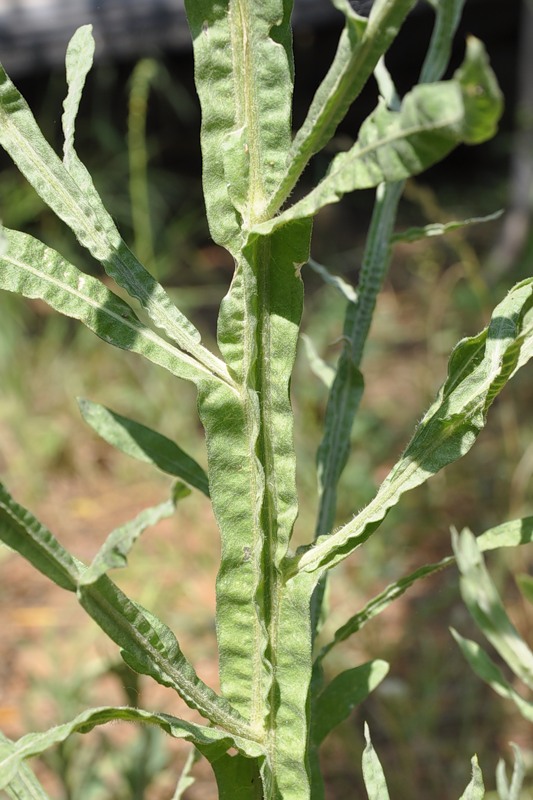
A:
0 707 264 790
78 398 210 495
197 220 311 726
0 229 214 384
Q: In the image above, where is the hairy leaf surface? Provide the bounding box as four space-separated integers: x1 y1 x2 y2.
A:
459 757 485 800
0 733 51 800
0 54 217 366
257 38 502 234
198 220 311 728
0 483 251 737
293 278 533 576
0 229 219 384
0 707 264 790
267 0 417 212
185 0 294 245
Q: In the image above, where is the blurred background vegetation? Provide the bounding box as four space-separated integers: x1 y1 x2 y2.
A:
0 1 532 797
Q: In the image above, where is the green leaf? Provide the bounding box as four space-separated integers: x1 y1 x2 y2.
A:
171 747 200 800
300 334 335 389
0 482 80 592
307 259 358 303
317 514 533 662
0 732 51 800
419 0 466 84
185 0 294 246
476 516 533 551
317 556 454 663
0 229 220 385
458 756 485 800
0 482 253 738
79 491 181 585
262 570 319 800
257 38 502 235
452 528 533 691
291 277 533 577
62 25 94 180
211 752 263 800
0 52 217 364
496 744 525 800
78 398 210 495
0 706 264 790
392 210 503 244
450 630 533 723
266 0 417 214
362 723 390 800
312 660 389 745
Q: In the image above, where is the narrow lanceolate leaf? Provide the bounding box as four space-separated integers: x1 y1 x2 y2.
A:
291 277 533 577
0 229 221 385
78 398 210 495
0 55 232 379
258 38 502 236
0 482 80 591
0 706 265 790
300 333 335 389
307 259 358 303
0 482 252 738
185 0 294 247
198 220 311 727
451 630 533 723
496 744 525 800
459 756 485 800
362 723 390 800
317 516 533 663
266 0 417 214
62 25 94 179
453 528 533 690
0 733 51 800
392 210 503 244
79 490 182 585
311 661 389 745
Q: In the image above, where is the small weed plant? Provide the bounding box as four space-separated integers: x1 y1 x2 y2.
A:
0 0 532 797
